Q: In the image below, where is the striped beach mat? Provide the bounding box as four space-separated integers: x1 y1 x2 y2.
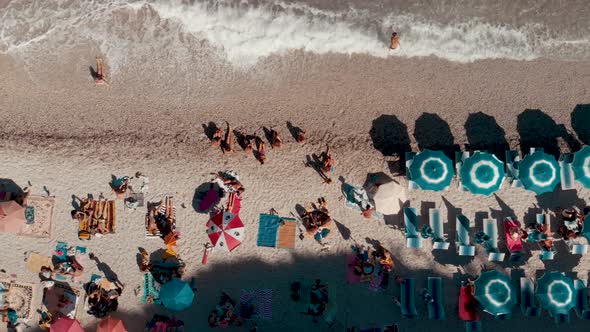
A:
239 289 273 320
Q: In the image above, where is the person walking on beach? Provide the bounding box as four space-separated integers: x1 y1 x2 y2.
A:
389 32 400 50
321 146 335 174
93 56 109 85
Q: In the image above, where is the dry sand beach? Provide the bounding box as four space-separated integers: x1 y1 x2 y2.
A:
1 0 590 331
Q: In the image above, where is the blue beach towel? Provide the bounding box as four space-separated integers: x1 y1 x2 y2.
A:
257 214 280 248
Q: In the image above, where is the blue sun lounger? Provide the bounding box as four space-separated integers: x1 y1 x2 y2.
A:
427 277 445 320
569 243 588 255
429 208 450 250
456 215 475 256
520 278 541 317
404 208 422 249
400 277 418 319
574 279 590 319
559 153 575 190
505 150 523 188
483 219 505 262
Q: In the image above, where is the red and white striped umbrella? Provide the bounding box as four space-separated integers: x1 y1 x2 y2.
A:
206 211 244 252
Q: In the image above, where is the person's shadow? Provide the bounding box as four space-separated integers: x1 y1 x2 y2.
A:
90 254 120 283
287 121 304 141
88 66 99 80
202 122 219 141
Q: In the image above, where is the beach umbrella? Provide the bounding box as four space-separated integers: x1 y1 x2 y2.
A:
97 317 128 332
409 149 454 191
0 200 26 233
206 211 244 252
50 317 84 332
536 271 576 315
460 152 505 196
473 270 517 316
366 175 407 215
518 150 560 195
159 279 194 312
572 145 590 188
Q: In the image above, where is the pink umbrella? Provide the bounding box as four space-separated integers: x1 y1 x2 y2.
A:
50 317 85 332
0 200 26 233
206 211 244 252
97 316 128 332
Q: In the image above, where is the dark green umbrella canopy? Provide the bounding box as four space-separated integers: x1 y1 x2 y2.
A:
536 272 576 315
460 152 505 196
573 145 590 188
409 149 455 191
518 151 560 195
473 270 517 316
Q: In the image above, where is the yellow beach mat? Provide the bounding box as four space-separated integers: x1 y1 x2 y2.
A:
26 252 53 273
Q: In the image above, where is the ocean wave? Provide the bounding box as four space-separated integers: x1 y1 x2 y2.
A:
1 0 588 69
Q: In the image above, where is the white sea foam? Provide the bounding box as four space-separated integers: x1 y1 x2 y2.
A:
1 0 588 70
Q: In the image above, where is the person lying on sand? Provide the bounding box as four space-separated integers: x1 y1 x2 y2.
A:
270 128 283 149
254 135 266 164
321 146 334 174
296 129 306 144
390 32 400 50
221 122 234 153
94 56 109 85
242 134 254 153
211 128 223 147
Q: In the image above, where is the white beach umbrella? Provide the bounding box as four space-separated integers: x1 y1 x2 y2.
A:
368 178 407 215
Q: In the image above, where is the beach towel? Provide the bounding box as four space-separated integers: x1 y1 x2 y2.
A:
257 214 280 248
346 254 362 284
277 218 296 249
459 286 479 321
342 184 383 220
239 289 273 320
504 219 523 252
18 195 54 238
142 273 160 304
25 252 52 273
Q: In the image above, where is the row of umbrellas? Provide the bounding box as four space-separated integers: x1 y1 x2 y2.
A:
474 270 576 316
408 146 590 195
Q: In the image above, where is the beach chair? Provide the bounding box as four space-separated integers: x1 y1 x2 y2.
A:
582 215 590 243
504 218 525 263
405 152 420 190
539 244 556 260
520 278 541 317
559 153 575 190
505 150 523 188
483 219 505 262
569 243 588 255
456 215 475 256
427 277 445 320
574 279 590 319
400 278 418 319
455 152 470 191
429 208 449 250
404 208 422 249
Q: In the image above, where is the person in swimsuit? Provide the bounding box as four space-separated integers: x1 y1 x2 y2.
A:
254 135 266 164
221 122 234 153
270 128 283 149
390 32 400 50
211 127 223 146
94 56 109 85
321 146 334 173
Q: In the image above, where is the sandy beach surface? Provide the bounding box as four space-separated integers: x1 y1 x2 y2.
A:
1 1 590 331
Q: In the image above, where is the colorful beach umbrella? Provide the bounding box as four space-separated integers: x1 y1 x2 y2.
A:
206 211 244 252
159 279 194 312
536 271 576 315
473 270 517 316
518 150 560 195
97 317 128 332
460 152 505 196
50 317 84 332
409 149 455 191
572 145 590 188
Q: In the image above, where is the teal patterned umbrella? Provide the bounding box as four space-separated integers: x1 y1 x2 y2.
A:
536 272 576 315
409 149 455 191
518 151 560 195
460 152 505 196
573 145 590 188
473 270 517 316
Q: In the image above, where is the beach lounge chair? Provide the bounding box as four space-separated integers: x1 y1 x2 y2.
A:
427 277 445 320
539 244 556 260
520 278 541 317
456 215 475 256
574 279 590 319
505 150 523 188
559 153 575 190
405 152 420 190
455 152 470 191
400 278 418 318
483 219 505 262
504 218 524 263
569 243 588 255
429 208 449 250
404 208 422 249
582 215 590 243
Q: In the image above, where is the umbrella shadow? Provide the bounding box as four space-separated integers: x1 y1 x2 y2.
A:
571 104 590 145
369 114 411 174
464 112 509 160
490 194 516 221
332 219 351 241
540 241 582 272
0 178 25 196
534 187 586 212
414 113 459 159
192 182 222 214
517 109 580 157
202 122 220 141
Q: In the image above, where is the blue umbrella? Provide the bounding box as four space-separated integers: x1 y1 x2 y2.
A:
460 152 505 196
572 145 590 188
159 279 194 312
473 270 517 316
409 149 455 191
536 272 576 315
518 150 560 195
